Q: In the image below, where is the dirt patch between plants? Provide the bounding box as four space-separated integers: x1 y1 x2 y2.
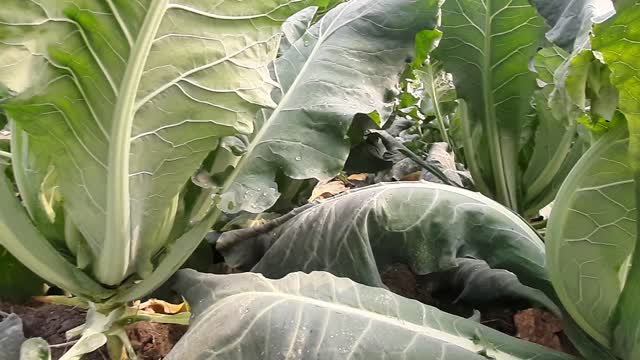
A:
380 263 578 356
126 321 187 359
0 301 187 360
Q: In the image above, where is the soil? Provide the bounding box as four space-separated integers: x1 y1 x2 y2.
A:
126 321 187 359
380 263 579 356
0 301 187 360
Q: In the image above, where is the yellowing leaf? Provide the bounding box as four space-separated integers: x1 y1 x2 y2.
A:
308 181 349 203
133 299 189 315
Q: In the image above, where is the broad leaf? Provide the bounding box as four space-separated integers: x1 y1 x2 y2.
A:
432 0 547 211
546 126 634 347
217 183 552 296
167 270 575 360
591 3 640 358
0 0 319 286
216 0 441 214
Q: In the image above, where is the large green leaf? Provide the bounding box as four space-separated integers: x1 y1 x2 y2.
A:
590 3 640 358
217 183 552 296
180 0 443 294
215 0 441 214
167 270 575 360
546 126 634 347
432 0 547 211
0 0 318 286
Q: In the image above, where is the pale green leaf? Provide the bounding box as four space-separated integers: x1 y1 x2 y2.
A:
167 270 575 360
279 6 318 54
217 0 441 214
591 4 640 358
10 125 65 247
0 0 317 285
217 183 552 296
416 61 456 148
546 126 634 347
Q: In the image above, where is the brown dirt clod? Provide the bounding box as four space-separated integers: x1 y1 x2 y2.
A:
514 308 565 352
126 322 187 360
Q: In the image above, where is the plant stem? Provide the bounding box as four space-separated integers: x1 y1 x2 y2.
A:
49 340 79 349
458 100 492 196
0 150 10 159
480 0 518 211
424 63 452 148
100 0 168 285
107 207 222 304
524 106 577 203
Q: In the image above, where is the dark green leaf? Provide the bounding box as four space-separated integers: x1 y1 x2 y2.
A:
432 0 547 211
0 247 43 302
217 183 552 296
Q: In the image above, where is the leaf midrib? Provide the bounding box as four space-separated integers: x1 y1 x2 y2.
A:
482 0 514 210
98 0 168 285
190 289 531 360
217 1 356 206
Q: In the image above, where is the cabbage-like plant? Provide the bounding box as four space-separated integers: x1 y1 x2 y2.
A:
546 1 640 359
432 0 612 216
0 0 440 357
